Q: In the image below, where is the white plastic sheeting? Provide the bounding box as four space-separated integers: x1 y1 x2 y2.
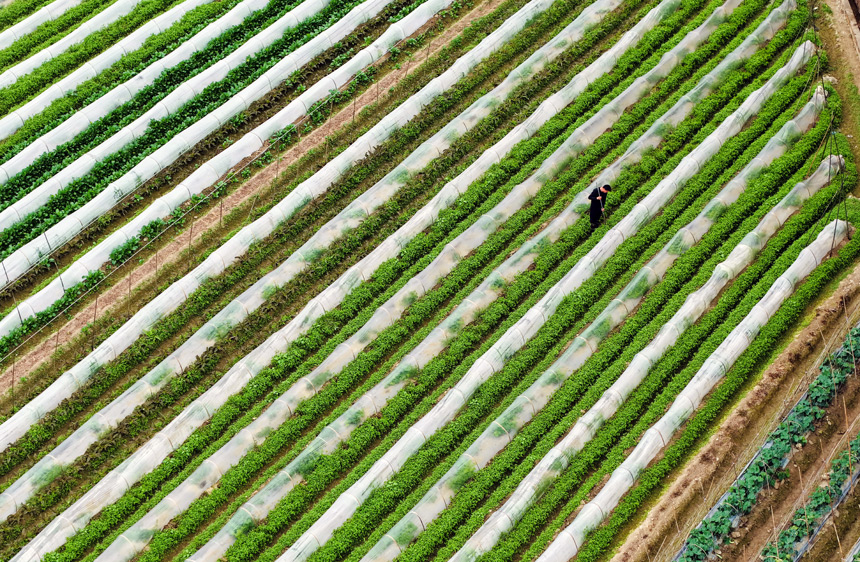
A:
0 0 373 237
0 0 496 325
0 0 580 460
386 0 799 378
0 0 614 524
0 0 454 453
5 3 571 561
361 3 796 559
0 0 272 184
98 2 703 558
380 88 828 562
537 218 849 562
265 35 816 562
0 0 200 91
450 122 834 562
0 3 222 143
0 0 85 51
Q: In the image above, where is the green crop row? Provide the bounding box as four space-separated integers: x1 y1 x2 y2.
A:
0 268 103 360
761 431 860 560
0 0 185 114
319 52 816 562
0 0 587 473
0 0 119 75
680 325 860 561
0 0 305 208
382 72 820 562
576 194 860 562
453 53 829 562
26 1 696 554
117 2 773 557
0 0 244 155
58 1 752 556
483 113 835 562
0 0 56 33
0 0 523 331
0 0 383 259
0 0 478 364
222 20 804 562
0 0 652 548
0 0 622 477
509 130 858 562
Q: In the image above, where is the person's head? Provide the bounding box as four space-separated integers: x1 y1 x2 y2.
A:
600 184 611 194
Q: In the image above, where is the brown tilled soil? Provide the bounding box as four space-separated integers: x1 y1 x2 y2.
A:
0 0 504 397
608 263 860 562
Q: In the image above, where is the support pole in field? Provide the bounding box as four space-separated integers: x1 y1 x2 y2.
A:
91 295 98 351
188 218 193 274
4 262 21 325
55 260 64 293
246 193 259 226
835 518 845 558
797 463 810 536
771 505 780 560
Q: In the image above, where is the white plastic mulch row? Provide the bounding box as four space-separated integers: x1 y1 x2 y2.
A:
0 0 598 529
0 0 551 459
263 36 817 562
97 0 706 558
0 0 393 256
0 0 205 91
537 216 849 561
450 113 833 562
0 0 496 335
0 0 345 230
366 3 806 560
385 86 828 562
0 0 273 183
0 0 458 451
191 4 796 558
0 0 85 51
4 1 580 560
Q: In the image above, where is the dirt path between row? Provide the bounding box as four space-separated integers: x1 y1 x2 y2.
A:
608 261 860 562
0 0 504 397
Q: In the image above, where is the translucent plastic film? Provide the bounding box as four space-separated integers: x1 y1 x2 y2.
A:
537 220 848 562
0 0 85 51
452 102 831 562
273 13 804 562
0 0 272 181
6 0 578 558
0 0 608 532
0 0 360 238
0 0 204 91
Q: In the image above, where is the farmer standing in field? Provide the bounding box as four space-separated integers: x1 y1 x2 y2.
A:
588 183 611 230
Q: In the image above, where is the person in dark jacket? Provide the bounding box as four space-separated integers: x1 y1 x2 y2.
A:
589 184 611 230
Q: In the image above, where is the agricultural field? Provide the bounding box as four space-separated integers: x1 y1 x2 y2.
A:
2 0 860 560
